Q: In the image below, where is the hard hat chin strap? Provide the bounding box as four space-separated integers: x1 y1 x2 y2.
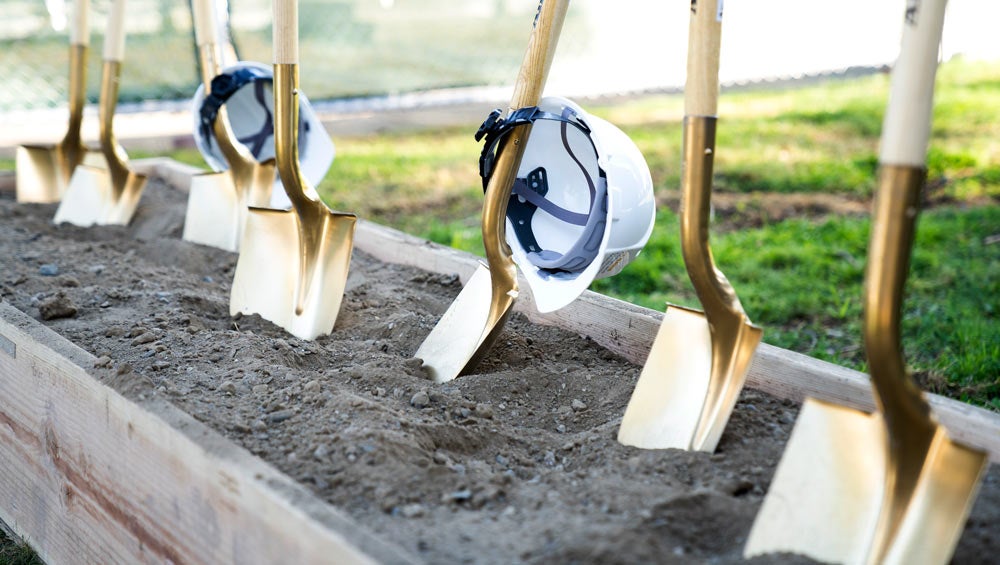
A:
476 104 608 276
198 65 310 162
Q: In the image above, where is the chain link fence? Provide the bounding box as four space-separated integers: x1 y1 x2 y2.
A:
0 0 599 112
2 0 996 113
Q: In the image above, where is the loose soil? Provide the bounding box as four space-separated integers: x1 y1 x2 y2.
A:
1 179 996 564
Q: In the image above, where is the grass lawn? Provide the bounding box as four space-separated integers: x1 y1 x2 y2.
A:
0 529 41 565
314 58 999 409
1 58 997 410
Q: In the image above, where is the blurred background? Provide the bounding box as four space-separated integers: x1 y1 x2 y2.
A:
1 0 998 113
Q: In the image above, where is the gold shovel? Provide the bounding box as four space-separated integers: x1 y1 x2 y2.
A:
16 0 100 203
744 1 988 563
617 0 762 452
413 0 570 383
228 0 355 341
54 0 147 227
183 0 276 252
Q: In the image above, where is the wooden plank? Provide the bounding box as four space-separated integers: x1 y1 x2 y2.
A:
0 302 417 565
0 171 13 194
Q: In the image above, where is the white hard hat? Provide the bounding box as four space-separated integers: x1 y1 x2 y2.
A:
477 96 655 313
191 61 334 209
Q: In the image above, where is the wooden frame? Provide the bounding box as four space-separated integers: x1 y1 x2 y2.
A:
1 160 997 564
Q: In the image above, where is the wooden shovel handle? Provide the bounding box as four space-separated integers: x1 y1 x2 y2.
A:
273 0 298 65
508 0 570 111
192 0 218 48
685 0 723 116
70 0 90 47
880 0 948 166
103 0 127 62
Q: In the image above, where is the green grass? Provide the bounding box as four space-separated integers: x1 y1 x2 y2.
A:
317 58 999 410
0 530 42 565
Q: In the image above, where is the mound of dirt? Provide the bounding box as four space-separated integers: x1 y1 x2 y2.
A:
1 180 996 564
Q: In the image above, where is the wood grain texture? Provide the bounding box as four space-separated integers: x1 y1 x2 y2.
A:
272 0 298 64
685 0 722 116
509 0 569 111
0 302 417 565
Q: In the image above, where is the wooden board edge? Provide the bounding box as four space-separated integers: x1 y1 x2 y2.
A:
0 301 419 565
0 170 13 194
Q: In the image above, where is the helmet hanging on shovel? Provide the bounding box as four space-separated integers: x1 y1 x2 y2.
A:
191 61 334 209
477 96 655 313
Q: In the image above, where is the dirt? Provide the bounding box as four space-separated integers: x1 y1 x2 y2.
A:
1 178 997 564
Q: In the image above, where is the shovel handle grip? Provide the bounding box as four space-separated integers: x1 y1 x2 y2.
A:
70 0 90 47
273 0 298 65
685 0 723 116
103 0 127 62
192 0 217 48
880 0 948 166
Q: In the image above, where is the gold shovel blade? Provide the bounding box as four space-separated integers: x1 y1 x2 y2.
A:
229 206 356 340
414 264 512 383
16 43 90 203
618 304 762 451
16 144 70 203
744 398 987 564
53 164 146 226
182 161 276 252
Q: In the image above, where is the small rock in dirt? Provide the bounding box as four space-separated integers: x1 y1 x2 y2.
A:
443 489 473 504
410 390 431 408
399 504 425 518
495 454 509 466
218 381 237 394
304 379 321 392
38 293 77 320
58 275 80 287
556 424 566 433
89 264 105 275
38 264 59 276
250 420 267 432
252 384 269 395
131 332 156 346
543 451 557 466
571 399 587 412
557 405 573 417
268 409 295 423
93 355 113 368
374 387 387 397
474 403 495 419
313 444 330 459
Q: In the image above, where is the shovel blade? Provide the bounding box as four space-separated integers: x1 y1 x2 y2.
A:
618 304 761 452
53 165 147 227
16 144 64 203
414 264 497 383
183 172 245 252
744 398 987 565
230 207 356 340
